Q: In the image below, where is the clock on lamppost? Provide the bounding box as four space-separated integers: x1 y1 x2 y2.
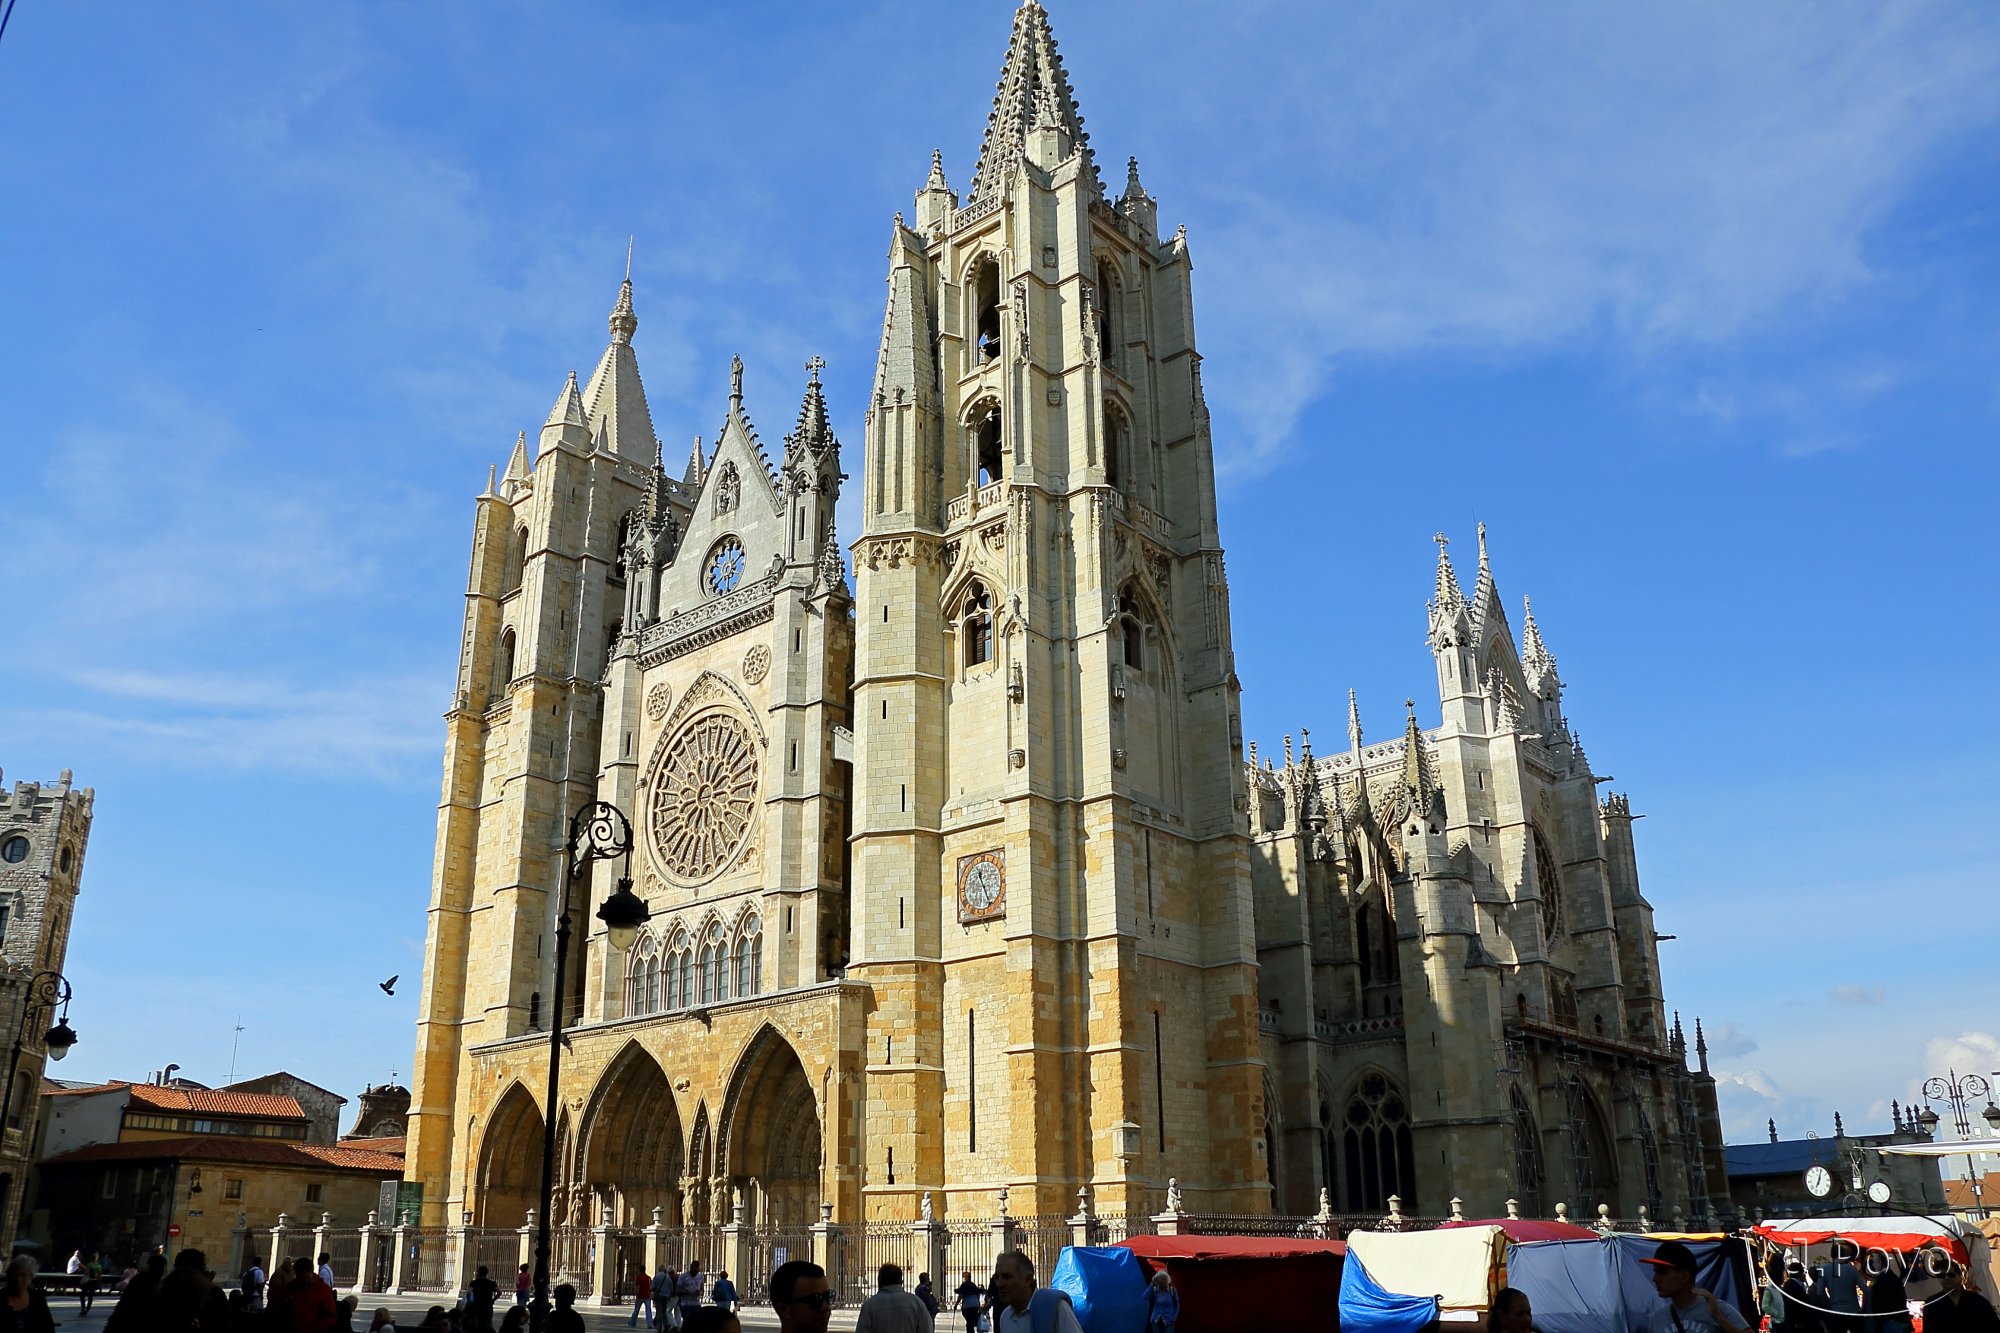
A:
957 849 1006 924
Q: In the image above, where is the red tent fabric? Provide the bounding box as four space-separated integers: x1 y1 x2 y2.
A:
1118 1235 1346 1332
1439 1218 1602 1243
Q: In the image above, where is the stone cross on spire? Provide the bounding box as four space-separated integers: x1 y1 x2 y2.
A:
806 354 825 385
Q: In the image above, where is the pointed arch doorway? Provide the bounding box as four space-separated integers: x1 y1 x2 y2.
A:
476 1083 544 1226
579 1042 686 1226
718 1026 822 1228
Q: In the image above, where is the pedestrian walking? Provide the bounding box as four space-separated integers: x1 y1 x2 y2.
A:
515 1263 532 1307
466 1264 500 1331
857 1263 933 1333
1144 1269 1180 1333
1812 1247 1865 1333
321 1252 340 1290
676 1260 708 1320
916 1272 939 1321
242 1253 270 1311
630 1264 655 1327
711 1271 739 1314
955 1271 986 1333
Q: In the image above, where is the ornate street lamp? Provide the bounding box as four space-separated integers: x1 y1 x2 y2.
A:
0 971 77 1135
1921 1070 1999 1218
530 801 649 1333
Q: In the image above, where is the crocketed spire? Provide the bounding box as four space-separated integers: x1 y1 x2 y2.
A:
966 1 1096 204
1521 595 1559 694
544 370 587 428
1431 532 1465 613
580 279 657 459
789 356 834 457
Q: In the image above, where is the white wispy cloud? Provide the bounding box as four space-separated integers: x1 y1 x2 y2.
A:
1162 3 2000 473
1830 984 1887 1006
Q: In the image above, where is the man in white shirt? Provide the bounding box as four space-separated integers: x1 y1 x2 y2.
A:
988 1251 1081 1333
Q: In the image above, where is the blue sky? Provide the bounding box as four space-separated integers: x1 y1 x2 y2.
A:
2 2 1997 1158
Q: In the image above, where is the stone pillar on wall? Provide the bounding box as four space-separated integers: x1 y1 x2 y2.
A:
987 1190 1015 1266
390 1218 413 1294
518 1210 536 1278
722 1187 753 1302
358 1213 385 1294
1151 1177 1186 1238
911 1194 944 1292
590 1210 618 1308
1068 1187 1095 1252
269 1214 292 1275
644 1206 667 1278
808 1202 837 1274
451 1218 474 1294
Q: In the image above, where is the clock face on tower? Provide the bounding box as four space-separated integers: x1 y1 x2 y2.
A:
956 849 1006 924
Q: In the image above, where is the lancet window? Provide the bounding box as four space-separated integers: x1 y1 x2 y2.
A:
1104 407 1124 490
664 929 692 1011
698 922 727 1005
973 256 1001 363
734 914 763 998
1118 589 1145 670
959 581 994 669
974 406 1004 486
625 933 662 1017
1533 824 1566 941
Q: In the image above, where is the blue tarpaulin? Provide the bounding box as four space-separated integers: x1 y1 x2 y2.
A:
1508 1236 1752 1333
1052 1245 1152 1333
1338 1248 1442 1333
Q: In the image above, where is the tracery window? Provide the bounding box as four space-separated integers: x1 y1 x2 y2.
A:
647 712 759 884
960 581 994 669
974 407 1004 486
625 933 661 1017
1340 1070 1417 1213
507 526 528 594
699 922 727 1005
664 930 692 1011
1532 824 1565 941
734 915 763 998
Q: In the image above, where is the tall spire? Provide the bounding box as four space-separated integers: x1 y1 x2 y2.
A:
1347 689 1364 751
1401 699 1439 815
966 1 1095 204
502 431 532 489
789 355 834 456
580 278 658 459
1431 532 1465 612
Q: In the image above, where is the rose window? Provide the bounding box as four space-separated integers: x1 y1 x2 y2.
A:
706 537 746 595
648 713 759 883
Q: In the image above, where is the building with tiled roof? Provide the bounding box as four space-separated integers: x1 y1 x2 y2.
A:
36 1132 403 1266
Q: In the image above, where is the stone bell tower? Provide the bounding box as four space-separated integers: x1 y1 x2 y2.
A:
847 1 1267 1219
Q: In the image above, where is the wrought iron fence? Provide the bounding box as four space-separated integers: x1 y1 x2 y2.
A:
549 1225 593 1299
600 1232 646 1303
937 1217 1005 1278
852 1222 921 1306
740 1228 814 1301
1184 1213 1327 1238
819 1224 854 1311
471 1230 521 1287
400 1227 456 1292
1010 1216 1069 1285
653 1224 722 1277
322 1230 363 1290
1090 1214 1158 1246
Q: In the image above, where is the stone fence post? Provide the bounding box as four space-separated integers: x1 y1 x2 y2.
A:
229 1213 249 1279
270 1213 292 1272
389 1215 413 1294
808 1202 838 1275
451 1216 474 1294
1150 1178 1186 1238
312 1214 335 1288
1068 1187 1095 1251
988 1190 1015 1265
591 1209 618 1308
518 1210 536 1280
645 1206 667 1279
357 1213 385 1294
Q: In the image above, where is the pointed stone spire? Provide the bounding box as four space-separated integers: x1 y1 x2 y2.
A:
926 148 949 193
1347 689 1364 751
1431 532 1465 612
1125 155 1146 200
789 356 834 457
1522 596 1560 694
684 435 706 486
1769 1118 1779 1144
1470 521 1500 632
645 438 672 525
815 514 844 594
580 278 659 460
479 463 499 500
1401 699 1440 816
1671 1011 1686 1058
967 0 1096 204
1695 1018 1710 1074
545 370 587 428
502 431 532 488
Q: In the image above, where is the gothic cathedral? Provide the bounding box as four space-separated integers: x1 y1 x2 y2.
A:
406 3 1726 1238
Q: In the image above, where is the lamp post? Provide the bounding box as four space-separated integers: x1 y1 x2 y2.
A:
0 970 78 1136
1917 1069 2000 1218
529 801 650 1333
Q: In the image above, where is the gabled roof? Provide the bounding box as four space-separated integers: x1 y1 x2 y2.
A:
40 1135 402 1174
966 1 1096 204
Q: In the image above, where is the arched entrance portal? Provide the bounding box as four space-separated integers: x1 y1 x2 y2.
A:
719 1026 822 1227
580 1042 686 1226
477 1083 544 1227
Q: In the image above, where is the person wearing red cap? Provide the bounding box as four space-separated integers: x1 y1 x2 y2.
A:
1642 1241 1748 1333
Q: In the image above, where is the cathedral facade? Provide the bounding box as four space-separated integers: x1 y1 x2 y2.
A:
405 3 1724 1236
